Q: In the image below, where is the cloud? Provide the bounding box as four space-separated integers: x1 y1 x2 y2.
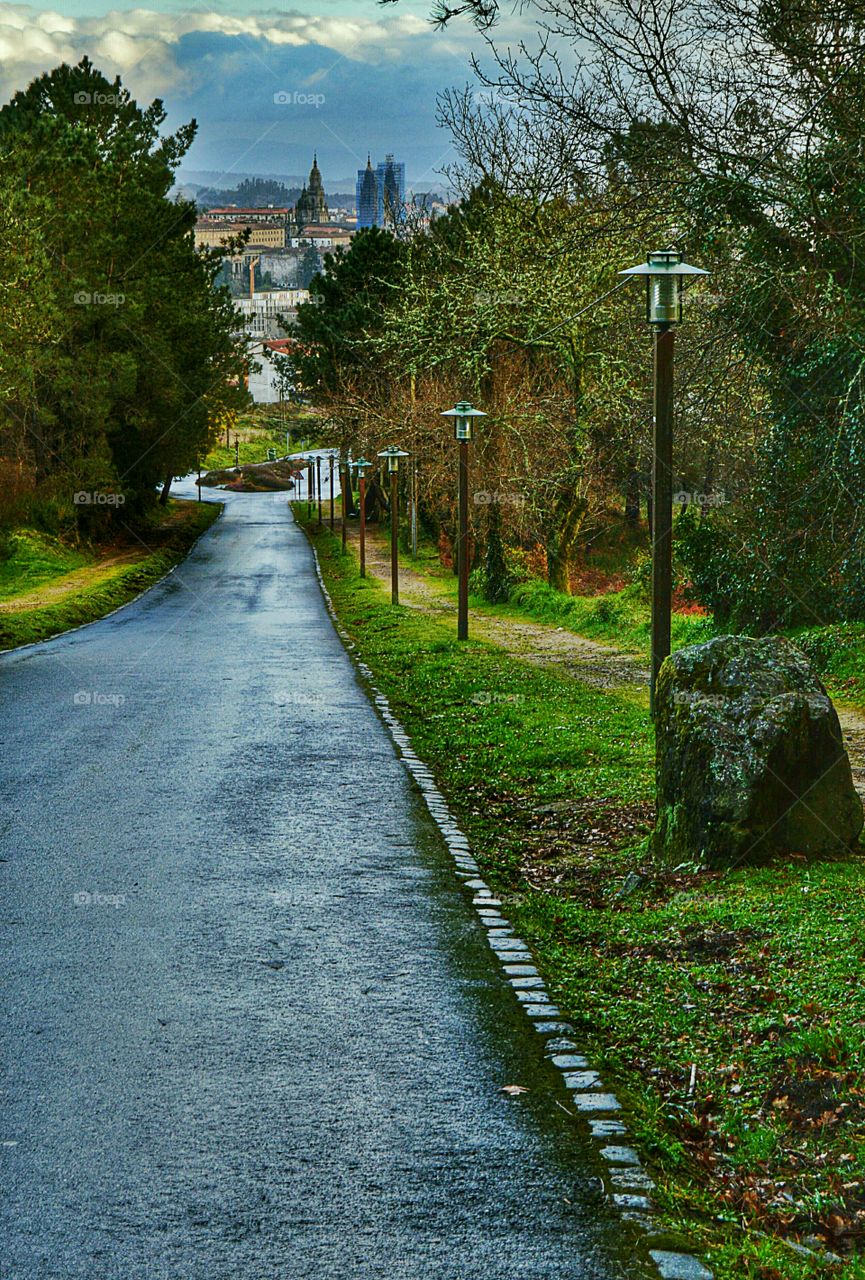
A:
0 3 529 183
0 5 449 102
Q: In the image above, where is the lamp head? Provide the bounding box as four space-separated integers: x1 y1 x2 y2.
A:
619 248 708 326
377 445 410 474
440 400 487 441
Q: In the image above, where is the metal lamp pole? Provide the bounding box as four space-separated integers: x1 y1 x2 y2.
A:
619 249 708 712
377 447 409 605
316 455 323 527
441 402 486 641
341 457 349 551
355 458 371 576
305 455 315 521
328 455 335 530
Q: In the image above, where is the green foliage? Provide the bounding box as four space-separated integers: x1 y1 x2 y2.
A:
0 58 247 531
0 502 219 649
506 576 714 653
295 227 406 397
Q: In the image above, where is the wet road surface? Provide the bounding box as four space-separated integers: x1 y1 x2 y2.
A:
1 488 639 1279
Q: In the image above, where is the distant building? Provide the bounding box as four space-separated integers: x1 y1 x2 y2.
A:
355 153 406 229
356 156 378 230
247 337 298 404
195 219 286 250
288 224 354 252
375 155 405 227
294 155 329 232
234 289 310 339
195 157 333 251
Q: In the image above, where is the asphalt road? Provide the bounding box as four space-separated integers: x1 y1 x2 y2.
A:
1 488 638 1279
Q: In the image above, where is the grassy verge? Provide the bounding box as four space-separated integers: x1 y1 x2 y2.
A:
367 525 865 711
500 577 715 653
203 407 322 470
307 516 865 1280
0 530 92 601
0 500 220 650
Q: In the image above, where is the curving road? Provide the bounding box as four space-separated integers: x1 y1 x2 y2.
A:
1 487 637 1279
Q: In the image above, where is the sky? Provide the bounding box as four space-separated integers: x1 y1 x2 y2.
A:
0 0 522 188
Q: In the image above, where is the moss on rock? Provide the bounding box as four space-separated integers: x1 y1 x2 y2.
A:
654 634 863 866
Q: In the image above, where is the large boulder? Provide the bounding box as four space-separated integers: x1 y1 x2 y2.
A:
655 635 863 867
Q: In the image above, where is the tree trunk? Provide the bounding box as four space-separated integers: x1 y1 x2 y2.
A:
159 473 172 505
547 493 588 594
625 456 641 526
363 474 387 523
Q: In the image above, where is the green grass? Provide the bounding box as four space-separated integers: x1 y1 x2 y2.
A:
0 530 91 601
306 516 865 1280
501 577 715 654
383 522 865 716
0 502 220 650
202 408 322 471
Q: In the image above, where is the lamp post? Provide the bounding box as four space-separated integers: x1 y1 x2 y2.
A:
410 457 418 559
377 446 409 605
305 454 315 521
341 455 350 550
354 457 372 577
619 249 708 712
315 454 323 527
441 402 486 641
328 454 335 530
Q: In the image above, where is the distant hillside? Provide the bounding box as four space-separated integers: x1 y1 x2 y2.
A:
177 168 361 195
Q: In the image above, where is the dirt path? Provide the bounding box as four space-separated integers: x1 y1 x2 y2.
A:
356 527 646 690
354 525 865 796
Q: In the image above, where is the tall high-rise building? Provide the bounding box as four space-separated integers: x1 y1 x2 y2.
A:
356 156 378 230
355 153 406 229
375 154 405 227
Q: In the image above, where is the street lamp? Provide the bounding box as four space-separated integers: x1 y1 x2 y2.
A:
441 401 486 640
619 249 708 712
354 457 372 577
377 446 409 605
